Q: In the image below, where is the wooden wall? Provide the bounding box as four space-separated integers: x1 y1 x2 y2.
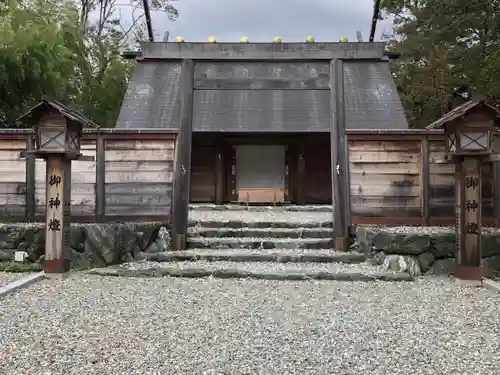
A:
0 129 498 226
104 139 174 217
0 130 175 222
0 138 27 218
349 139 422 218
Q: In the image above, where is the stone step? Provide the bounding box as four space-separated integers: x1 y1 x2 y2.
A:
188 227 333 239
88 261 413 282
144 249 365 264
187 237 334 250
188 220 332 229
189 204 333 213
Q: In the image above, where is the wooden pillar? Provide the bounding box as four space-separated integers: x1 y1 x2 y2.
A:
455 156 482 285
25 136 36 221
421 135 430 225
329 59 351 251
95 131 105 222
494 158 500 227
44 156 71 275
171 59 194 250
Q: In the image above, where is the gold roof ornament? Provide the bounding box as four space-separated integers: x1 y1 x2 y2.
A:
208 36 217 43
273 36 282 43
175 36 184 42
306 36 315 43
340 36 349 42
240 36 249 43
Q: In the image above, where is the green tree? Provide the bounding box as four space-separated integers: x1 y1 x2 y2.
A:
381 0 500 128
0 0 179 127
0 0 81 125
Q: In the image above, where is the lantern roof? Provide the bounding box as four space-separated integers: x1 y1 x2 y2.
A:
426 99 500 130
15 97 99 129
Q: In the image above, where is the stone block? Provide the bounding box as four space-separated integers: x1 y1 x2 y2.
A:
373 232 431 255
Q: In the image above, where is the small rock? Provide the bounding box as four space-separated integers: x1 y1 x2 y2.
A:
482 255 500 277
383 254 421 276
482 234 500 258
417 252 435 273
425 258 455 276
145 226 170 253
430 233 456 258
369 251 386 266
0 250 13 261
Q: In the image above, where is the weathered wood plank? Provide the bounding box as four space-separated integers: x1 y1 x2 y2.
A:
352 195 422 216
35 182 95 195
349 163 420 175
350 183 421 197
0 194 26 205
105 205 171 216
350 150 420 163
351 173 420 186
105 140 175 151
0 182 26 194
36 204 95 215
105 149 175 162
349 141 421 152
105 183 172 195
105 171 173 183
105 161 173 172
0 205 26 214
0 167 27 182
0 140 25 150
0 150 26 161
105 194 171 206
36 192 95 206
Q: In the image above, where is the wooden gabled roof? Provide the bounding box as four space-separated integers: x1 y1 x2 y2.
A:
426 99 500 130
16 97 99 129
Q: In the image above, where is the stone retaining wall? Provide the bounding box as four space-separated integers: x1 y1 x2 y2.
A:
0 223 170 270
356 226 500 277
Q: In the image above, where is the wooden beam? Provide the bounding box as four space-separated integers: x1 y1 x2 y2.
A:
139 42 386 61
171 59 194 250
95 132 105 222
494 158 500 227
25 136 35 221
330 59 351 251
421 135 430 225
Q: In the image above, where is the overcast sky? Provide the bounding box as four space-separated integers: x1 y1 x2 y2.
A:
147 0 393 42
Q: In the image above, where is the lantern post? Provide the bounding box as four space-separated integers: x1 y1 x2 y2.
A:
427 100 500 286
18 99 95 277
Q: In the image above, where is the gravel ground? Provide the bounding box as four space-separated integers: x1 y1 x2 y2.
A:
0 272 32 287
1 275 500 375
189 209 332 223
364 225 500 234
120 260 383 273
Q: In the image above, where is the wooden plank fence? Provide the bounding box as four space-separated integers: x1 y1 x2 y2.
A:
0 129 176 223
0 128 498 226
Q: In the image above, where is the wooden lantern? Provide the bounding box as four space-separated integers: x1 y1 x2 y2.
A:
427 99 500 285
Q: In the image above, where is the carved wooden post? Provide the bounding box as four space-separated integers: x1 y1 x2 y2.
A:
44 157 72 274
455 156 482 285
425 99 500 286
17 98 96 276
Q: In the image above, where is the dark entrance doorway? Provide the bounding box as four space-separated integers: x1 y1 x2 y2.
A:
189 133 332 205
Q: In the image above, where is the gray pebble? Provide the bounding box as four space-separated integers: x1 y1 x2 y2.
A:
1 275 500 374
